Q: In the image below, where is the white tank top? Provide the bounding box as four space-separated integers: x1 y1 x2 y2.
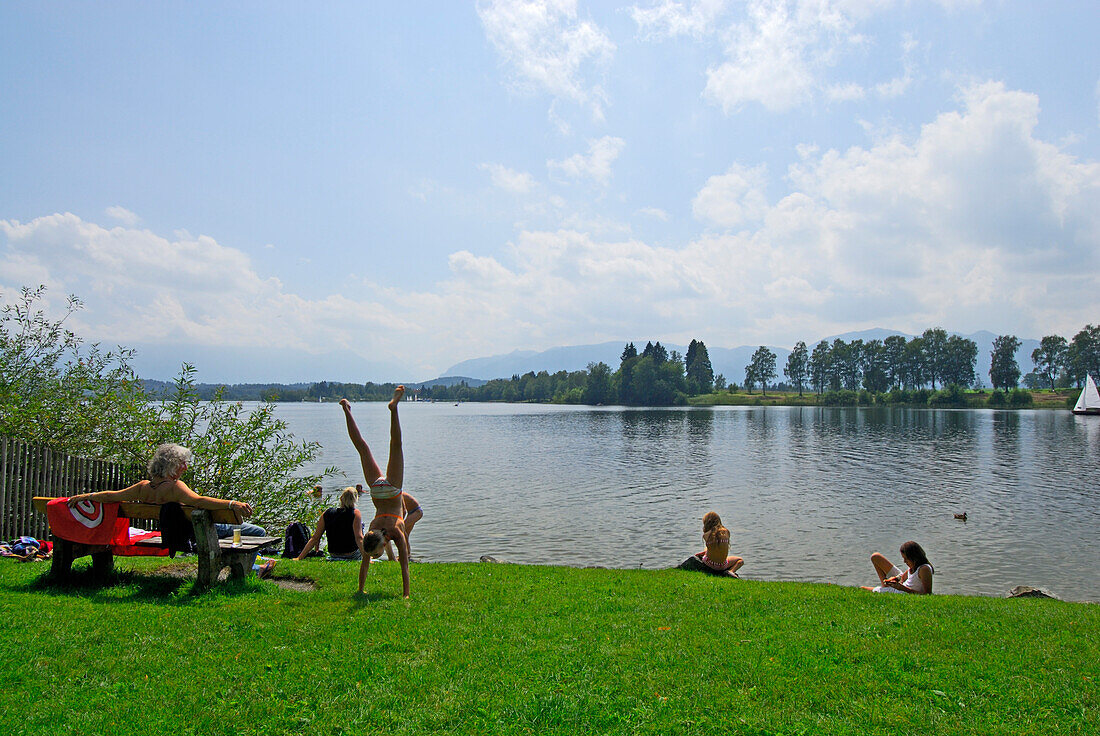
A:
903 564 932 593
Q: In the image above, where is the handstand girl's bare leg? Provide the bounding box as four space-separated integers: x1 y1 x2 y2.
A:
340 399 382 485
385 386 405 488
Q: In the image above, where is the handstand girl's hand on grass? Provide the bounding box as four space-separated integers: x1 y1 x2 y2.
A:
341 388 412 598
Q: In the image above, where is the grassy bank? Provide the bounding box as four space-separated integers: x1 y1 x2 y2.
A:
689 388 1079 409
1 558 1096 735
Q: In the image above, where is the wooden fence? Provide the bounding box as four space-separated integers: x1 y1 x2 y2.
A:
0 436 143 540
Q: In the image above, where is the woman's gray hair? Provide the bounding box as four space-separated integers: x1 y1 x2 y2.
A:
148 443 193 479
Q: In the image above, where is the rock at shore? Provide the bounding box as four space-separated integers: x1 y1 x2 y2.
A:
1007 586 1061 600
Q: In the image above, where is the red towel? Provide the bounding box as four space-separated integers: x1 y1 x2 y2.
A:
114 529 168 557
46 498 129 546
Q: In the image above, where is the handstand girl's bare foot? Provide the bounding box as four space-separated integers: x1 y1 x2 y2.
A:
389 385 405 409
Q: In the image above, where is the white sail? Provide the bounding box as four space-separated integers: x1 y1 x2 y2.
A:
1073 374 1100 413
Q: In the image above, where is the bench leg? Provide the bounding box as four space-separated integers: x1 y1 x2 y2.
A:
50 539 75 578
227 553 252 580
192 509 221 590
91 550 115 578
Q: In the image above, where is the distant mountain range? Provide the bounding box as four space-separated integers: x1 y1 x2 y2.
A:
132 329 1040 390
443 329 1040 388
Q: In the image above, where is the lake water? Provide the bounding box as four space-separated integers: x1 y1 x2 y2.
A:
267 401 1100 602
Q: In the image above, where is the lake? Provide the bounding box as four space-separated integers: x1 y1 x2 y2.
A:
266 401 1100 601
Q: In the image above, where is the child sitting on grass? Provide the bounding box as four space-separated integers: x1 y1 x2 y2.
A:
861 541 934 594
697 511 744 576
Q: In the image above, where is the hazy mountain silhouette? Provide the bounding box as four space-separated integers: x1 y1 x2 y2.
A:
444 329 1040 387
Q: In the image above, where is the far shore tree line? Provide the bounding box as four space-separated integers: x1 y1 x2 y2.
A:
141 326 1100 409
416 325 1099 408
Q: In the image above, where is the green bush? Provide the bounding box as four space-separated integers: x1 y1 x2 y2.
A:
885 388 910 404
987 390 1007 407
821 390 858 406
912 388 932 405
1 285 332 527
930 384 967 407
1007 388 1034 407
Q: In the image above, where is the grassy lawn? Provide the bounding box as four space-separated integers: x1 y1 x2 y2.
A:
1 557 1096 735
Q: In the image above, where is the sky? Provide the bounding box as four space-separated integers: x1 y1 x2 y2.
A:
2 1 1098 383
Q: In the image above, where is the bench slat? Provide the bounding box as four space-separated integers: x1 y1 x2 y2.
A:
32 496 243 524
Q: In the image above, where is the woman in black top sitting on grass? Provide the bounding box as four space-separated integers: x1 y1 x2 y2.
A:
295 487 364 560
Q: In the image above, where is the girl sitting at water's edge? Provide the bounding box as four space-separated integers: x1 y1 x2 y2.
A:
696 511 744 576
861 540 934 594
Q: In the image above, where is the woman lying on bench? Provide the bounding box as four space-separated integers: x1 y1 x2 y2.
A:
66 443 255 520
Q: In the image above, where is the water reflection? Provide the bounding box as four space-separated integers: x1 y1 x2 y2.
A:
271 402 1100 601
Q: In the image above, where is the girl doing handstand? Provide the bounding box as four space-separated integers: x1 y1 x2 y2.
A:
340 387 411 598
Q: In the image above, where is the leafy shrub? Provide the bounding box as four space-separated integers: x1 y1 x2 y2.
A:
885 389 910 404
153 365 333 527
911 388 932 405
2 286 332 527
1007 389 1034 408
821 390 858 406
987 390 1007 407
857 390 874 405
930 384 966 407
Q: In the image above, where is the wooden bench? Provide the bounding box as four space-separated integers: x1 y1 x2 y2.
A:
32 497 281 589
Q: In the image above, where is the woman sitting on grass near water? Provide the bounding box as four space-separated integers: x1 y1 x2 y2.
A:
697 511 744 576
861 541 934 594
295 487 364 561
340 388 411 599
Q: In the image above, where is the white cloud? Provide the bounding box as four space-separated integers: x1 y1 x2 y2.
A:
875 74 911 99
636 206 670 221
693 163 769 227
104 206 139 226
547 136 625 184
3 83 1096 375
633 0 913 113
478 0 615 120
827 82 865 102
481 163 537 193
0 214 401 354
631 0 729 39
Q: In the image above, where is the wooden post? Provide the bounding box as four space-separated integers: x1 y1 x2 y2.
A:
0 436 8 541
192 509 221 589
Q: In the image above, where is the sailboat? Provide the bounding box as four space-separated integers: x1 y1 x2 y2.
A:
1072 374 1100 415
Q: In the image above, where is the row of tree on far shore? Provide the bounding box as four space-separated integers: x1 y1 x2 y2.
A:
767 326 1099 398
147 325 1099 407
418 325 1099 406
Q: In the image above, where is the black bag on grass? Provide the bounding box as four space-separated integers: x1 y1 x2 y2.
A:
282 522 312 558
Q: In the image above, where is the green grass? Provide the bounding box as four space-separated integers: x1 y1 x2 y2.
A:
689 389 1080 410
1 558 1096 735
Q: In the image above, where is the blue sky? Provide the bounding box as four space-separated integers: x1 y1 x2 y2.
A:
2 1 1098 382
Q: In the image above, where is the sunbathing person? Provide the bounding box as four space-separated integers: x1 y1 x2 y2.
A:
696 511 744 575
66 443 253 519
340 388 411 598
861 541 934 594
295 487 365 560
